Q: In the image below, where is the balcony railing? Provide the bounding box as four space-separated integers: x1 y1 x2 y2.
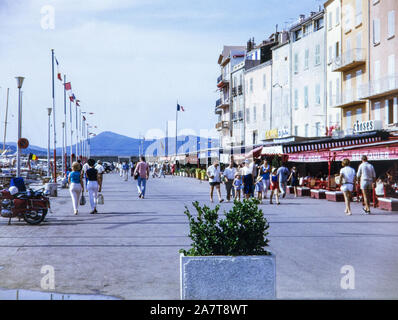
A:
217 75 229 88
216 121 229 130
332 48 366 72
359 74 398 99
232 112 237 121
215 98 230 110
238 110 244 120
332 88 363 108
232 87 237 97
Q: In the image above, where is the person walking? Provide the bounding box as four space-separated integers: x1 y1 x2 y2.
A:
222 161 236 202
95 160 105 193
357 155 376 214
339 158 356 216
269 168 280 205
260 159 271 199
277 162 290 199
233 172 242 201
206 160 224 203
68 161 84 215
241 159 255 200
86 158 100 214
288 166 299 197
134 156 150 199
122 161 129 181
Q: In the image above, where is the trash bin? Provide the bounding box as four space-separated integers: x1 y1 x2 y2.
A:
45 183 58 197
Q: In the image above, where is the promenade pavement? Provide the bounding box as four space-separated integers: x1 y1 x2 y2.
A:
0 173 398 299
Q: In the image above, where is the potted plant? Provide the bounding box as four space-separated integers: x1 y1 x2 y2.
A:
195 168 201 179
189 168 196 178
179 199 275 300
200 169 206 180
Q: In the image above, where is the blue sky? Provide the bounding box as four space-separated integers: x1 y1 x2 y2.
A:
0 0 324 148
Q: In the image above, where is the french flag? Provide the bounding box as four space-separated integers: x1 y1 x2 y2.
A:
177 103 185 112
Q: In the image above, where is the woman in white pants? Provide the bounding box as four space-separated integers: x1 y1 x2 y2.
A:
68 162 84 215
86 158 100 214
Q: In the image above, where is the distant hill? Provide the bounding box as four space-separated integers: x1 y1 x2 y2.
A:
1 131 219 157
57 131 219 156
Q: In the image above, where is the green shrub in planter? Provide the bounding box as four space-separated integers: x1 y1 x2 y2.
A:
180 198 270 256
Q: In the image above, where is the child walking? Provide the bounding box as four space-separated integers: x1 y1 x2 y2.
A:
269 168 280 205
233 172 242 201
255 175 263 203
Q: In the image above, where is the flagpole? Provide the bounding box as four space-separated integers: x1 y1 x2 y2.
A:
51 49 57 182
165 121 168 158
75 102 78 159
3 88 9 152
69 98 73 165
175 100 178 157
63 75 66 175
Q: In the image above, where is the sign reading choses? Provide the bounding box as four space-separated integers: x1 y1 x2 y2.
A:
264 128 290 140
352 120 382 134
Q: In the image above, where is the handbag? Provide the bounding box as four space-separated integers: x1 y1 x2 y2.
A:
134 172 139 180
80 194 86 206
97 193 104 205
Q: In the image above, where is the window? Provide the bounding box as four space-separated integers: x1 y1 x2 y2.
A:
335 7 340 26
294 89 299 109
294 53 299 73
344 5 352 33
373 19 381 45
388 11 395 39
328 46 333 64
304 24 311 37
356 108 362 122
374 102 381 121
335 41 340 58
250 78 253 92
253 105 257 122
336 78 340 104
385 100 390 125
294 29 302 41
375 60 381 93
315 44 321 66
246 108 250 124
329 81 333 106
315 83 321 105
294 126 298 136
314 17 324 31
315 122 321 136
356 70 362 100
304 49 309 69
346 111 352 130
304 124 309 137
304 86 309 107
328 12 333 30
262 104 266 121
355 0 362 26
388 55 395 89
346 74 352 102
263 74 266 89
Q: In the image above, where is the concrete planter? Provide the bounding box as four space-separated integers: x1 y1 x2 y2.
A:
297 187 310 197
180 253 276 300
325 191 344 202
378 198 398 211
310 189 326 199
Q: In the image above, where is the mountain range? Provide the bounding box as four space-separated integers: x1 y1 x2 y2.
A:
2 131 219 157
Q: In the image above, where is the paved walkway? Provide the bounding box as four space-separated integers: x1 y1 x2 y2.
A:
0 173 398 299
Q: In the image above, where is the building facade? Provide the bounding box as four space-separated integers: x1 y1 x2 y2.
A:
360 0 398 132
215 46 246 149
325 0 342 134
290 10 327 138
270 32 291 138
334 0 370 134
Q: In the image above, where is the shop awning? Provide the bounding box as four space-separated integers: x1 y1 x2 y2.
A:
245 146 263 159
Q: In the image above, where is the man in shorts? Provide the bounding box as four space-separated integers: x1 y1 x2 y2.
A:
206 160 224 203
357 155 376 214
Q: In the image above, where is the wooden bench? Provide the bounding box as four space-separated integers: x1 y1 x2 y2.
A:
325 191 345 202
311 189 326 199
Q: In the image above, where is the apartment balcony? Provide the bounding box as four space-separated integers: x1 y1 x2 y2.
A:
216 121 230 131
332 89 365 108
359 75 398 100
217 75 229 88
332 48 366 72
215 98 230 111
232 87 237 97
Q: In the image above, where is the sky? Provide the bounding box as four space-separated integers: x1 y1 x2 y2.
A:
0 0 324 148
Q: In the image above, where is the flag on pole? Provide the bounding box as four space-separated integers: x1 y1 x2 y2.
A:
69 93 76 102
177 103 185 112
83 115 86 121
76 99 80 106
64 82 72 91
55 57 62 81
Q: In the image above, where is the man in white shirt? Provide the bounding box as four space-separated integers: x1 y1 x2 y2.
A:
357 155 376 214
222 161 237 202
206 160 224 203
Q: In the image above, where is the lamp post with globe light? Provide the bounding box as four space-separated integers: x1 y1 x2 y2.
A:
15 76 24 177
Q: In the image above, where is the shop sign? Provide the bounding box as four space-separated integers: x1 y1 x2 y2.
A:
352 120 382 134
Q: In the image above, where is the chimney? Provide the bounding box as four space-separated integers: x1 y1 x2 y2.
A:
299 14 305 22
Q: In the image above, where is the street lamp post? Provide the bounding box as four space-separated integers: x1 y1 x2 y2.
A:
15 77 24 178
47 108 52 177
